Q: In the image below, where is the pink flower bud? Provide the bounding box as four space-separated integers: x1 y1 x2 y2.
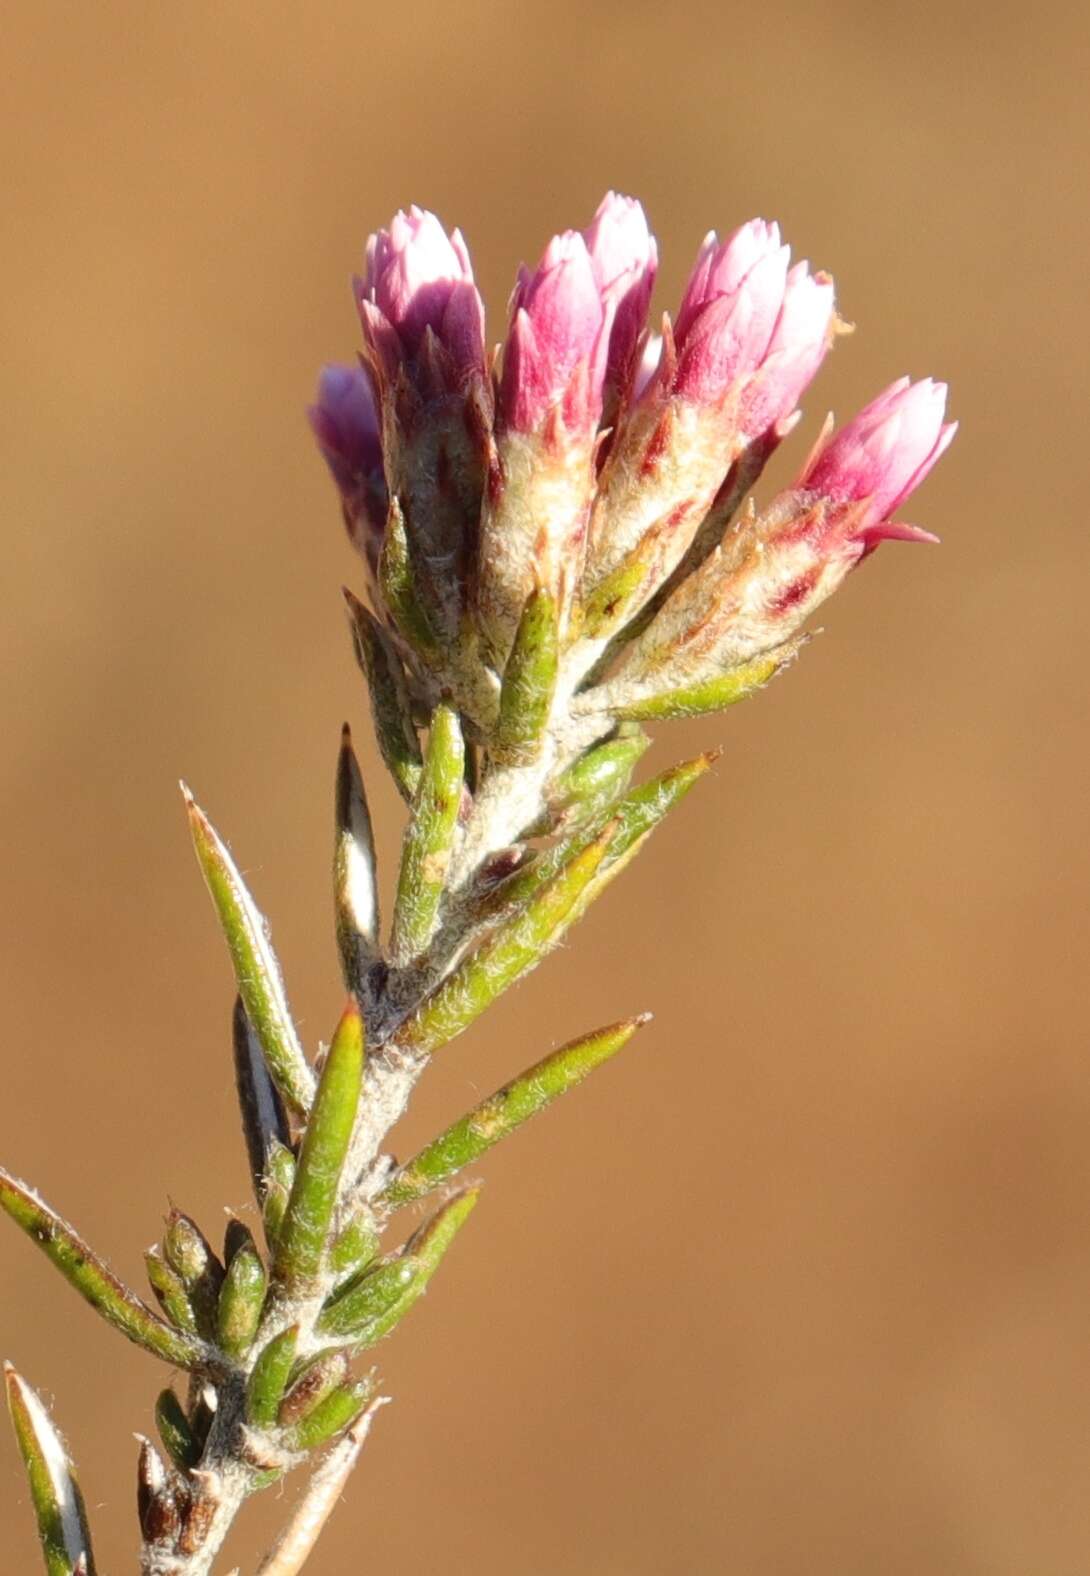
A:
499 232 612 436
671 220 790 405
583 191 658 395
359 206 485 376
737 262 835 437
802 376 957 544
308 363 385 528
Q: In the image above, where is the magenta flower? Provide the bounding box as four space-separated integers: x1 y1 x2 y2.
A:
802 376 958 548
358 205 485 380
583 191 658 398
669 220 790 404
498 231 613 438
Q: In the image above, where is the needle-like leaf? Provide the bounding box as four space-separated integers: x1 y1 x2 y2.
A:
233 996 292 1202
183 786 315 1118
396 832 611 1058
544 729 650 831
389 703 464 965
154 1389 201 1473
486 754 716 924
334 724 381 988
0 1171 206 1371
378 498 440 662
5 1365 97 1576
317 1188 479 1344
382 1015 650 1207
493 587 559 764
273 1001 364 1295
581 641 800 721
343 589 424 804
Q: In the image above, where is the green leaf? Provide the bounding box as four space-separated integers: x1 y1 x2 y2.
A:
318 1188 479 1344
396 832 612 1058
382 1015 650 1207
343 589 424 804
154 1389 201 1473
5 1365 97 1576
389 704 464 964
232 996 291 1204
583 642 800 722
0 1170 206 1371
493 587 559 764
246 1325 299 1428
378 497 440 661
163 1211 224 1343
260 1141 296 1253
488 754 716 925
273 1001 364 1295
184 786 315 1118
334 723 381 989
545 730 650 831
284 1379 374 1454
143 1249 197 1335
579 535 656 640
329 1212 379 1283
216 1239 267 1360
277 1350 350 1427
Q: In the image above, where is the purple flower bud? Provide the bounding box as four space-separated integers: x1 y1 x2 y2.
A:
359 206 485 378
671 220 790 405
802 376 957 545
499 232 612 437
583 192 658 397
308 364 386 543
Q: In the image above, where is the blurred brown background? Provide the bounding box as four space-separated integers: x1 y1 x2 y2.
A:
2 1 1088 1571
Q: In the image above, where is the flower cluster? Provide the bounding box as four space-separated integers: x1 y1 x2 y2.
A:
313 193 954 737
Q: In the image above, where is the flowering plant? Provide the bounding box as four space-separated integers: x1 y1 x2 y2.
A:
2 192 953 1575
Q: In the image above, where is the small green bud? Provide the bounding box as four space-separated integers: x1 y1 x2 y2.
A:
154 1389 201 1473
216 1238 267 1359
277 1351 350 1426
318 1188 479 1345
246 1325 299 1429
284 1379 374 1454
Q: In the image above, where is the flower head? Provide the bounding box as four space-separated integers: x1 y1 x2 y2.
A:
358 206 485 380
499 230 613 438
668 221 791 405
802 376 957 546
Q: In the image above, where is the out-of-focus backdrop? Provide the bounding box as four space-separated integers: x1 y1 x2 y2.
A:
2 2 1087 1571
